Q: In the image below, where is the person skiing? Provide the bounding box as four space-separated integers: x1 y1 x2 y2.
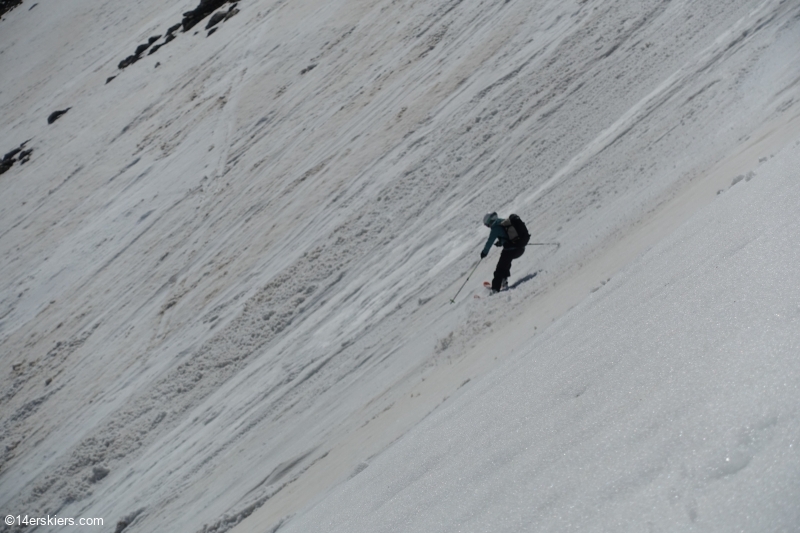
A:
480 212 526 292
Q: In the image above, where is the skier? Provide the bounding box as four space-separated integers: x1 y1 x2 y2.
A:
480 212 526 292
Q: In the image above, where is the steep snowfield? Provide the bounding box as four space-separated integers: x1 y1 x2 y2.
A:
274 133 800 533
0 0 798 531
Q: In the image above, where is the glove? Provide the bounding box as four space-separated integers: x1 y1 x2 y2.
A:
480 251 488 259
494 241 502 247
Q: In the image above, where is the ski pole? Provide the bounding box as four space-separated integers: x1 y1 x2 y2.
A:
528 242 560 246
450 258 482 304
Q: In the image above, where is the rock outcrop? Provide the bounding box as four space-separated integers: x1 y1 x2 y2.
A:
181 0 230 32
1 141 33 175
47 109 70 124
117 3 239 71
0 0 23 18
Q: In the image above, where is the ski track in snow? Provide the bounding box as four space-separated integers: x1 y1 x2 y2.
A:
0 0 798 531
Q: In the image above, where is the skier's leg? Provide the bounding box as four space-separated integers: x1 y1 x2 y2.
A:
492 249 513 291
493 248 524 291
507 247 525 289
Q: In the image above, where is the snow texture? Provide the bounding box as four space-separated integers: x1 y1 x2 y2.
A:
278 133 800 533
0 0 798 531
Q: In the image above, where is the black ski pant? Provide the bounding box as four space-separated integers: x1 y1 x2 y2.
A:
492 247 525 291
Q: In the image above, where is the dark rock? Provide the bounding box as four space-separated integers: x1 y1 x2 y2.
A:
167 23 182 34
106 76 116 84
155 62 160 68
181 0 229 32
47 108 70 124
148 35 161 44
225 7 239 20
300 64 317 75
0 0 23 18
164 33 176 44
1 142 32 173
207 27 218 37
148 44 162 55
205 10 225 29
118 54 139 69
135 43 150 55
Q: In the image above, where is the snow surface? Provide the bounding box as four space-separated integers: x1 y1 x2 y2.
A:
276 135 800 533
0 0 798 531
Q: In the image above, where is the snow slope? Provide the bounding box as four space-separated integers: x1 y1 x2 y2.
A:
0 0 799 531
274 127 800 533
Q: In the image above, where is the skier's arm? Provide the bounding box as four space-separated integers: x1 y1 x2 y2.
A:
481 228 498 257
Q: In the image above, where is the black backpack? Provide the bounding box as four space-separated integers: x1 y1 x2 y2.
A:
501 214 530 247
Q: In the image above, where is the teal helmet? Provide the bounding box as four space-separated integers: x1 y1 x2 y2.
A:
483 212 498 227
